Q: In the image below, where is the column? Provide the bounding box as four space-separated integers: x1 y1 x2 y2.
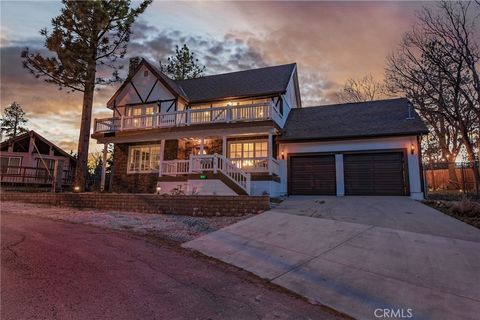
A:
158 139 165 177
199 137 205 155
222 136 227 157
335 154 345 196
100 143 108 191
268 133 273 175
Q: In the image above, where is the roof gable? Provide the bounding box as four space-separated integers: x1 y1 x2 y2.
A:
1 130 76 160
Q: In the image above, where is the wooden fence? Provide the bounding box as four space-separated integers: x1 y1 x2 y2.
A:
423 162 479 194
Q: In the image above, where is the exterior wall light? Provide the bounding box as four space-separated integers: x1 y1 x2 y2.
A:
410 143 415 155
281 151 285 160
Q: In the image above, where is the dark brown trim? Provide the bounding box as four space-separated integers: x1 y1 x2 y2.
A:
188 92 284 105
227 135 269 142
130 81 144 103
166 100 175 113
123 99 176 108
145 79 158 102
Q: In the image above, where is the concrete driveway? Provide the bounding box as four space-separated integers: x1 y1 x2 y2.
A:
184 196 480 320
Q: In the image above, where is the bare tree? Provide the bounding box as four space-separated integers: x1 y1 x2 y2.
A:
336 74 388 103
386 1 479 189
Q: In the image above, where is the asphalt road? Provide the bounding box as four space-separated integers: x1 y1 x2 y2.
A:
1 213 345 320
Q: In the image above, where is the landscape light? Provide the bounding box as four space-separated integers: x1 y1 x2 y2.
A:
73 186 80 192
156 186 162 194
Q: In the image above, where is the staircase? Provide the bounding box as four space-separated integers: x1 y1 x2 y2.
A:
190 154 251 195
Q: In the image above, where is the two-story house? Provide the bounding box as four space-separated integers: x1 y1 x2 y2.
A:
92 58 428 199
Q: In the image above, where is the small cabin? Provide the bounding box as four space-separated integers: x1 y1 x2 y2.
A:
0 131 76 189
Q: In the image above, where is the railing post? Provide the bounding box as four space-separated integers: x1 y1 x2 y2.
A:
189 153 193 173
246 173 251 195
213 154 218 174
186 109 191 125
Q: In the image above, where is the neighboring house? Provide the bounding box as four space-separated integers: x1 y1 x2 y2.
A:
0 131 76 188
92 58 428 199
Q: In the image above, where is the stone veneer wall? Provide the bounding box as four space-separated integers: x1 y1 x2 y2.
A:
1 192 270 216
112 141 178 193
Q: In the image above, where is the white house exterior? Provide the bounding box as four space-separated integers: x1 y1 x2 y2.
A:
92 58 428 199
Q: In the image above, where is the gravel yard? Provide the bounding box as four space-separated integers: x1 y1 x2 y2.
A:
0 201 252 243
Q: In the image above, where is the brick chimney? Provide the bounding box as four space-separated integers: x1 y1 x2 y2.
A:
128 57 141 77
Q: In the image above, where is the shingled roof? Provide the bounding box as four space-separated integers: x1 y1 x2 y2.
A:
279 98 428 141
176 63 297 103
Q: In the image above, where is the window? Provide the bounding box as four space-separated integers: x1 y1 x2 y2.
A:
127 145 161 173
0 156 22 174
228 141 268 160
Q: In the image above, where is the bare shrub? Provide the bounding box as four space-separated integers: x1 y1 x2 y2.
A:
449 197 480 217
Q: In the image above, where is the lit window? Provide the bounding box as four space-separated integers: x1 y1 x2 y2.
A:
228 140 269 168
128 145 161 173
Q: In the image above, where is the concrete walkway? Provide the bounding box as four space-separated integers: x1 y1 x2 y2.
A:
183 196 480 320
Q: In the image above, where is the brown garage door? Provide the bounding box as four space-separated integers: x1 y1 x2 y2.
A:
344 152 406 196
289 155 336 195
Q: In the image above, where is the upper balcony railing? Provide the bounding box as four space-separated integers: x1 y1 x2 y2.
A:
94 102 284 134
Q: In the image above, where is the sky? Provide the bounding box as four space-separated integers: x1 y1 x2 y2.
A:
0 0 431 153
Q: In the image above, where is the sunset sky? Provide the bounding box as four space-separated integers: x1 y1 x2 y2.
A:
0 1 431 153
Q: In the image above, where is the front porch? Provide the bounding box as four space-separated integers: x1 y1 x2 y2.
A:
104 134 281 196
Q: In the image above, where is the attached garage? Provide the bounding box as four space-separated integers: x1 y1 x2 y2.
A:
288 155 336 195
343 152 407 196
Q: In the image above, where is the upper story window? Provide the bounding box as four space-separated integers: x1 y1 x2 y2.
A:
126 105 155 116
127 145 160 173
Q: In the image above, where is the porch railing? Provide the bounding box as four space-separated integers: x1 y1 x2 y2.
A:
94 102 283 133
160 154 252 195
0 166 74 185
229 157 280 175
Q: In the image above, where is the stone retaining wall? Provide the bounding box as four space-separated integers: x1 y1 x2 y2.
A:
1 192 270 216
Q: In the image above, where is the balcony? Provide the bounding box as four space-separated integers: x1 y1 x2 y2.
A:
93 102 284 134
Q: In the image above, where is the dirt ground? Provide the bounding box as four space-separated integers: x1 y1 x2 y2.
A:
0 201 252 242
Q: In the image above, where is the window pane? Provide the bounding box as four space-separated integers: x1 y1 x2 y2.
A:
243 143 254 158
255 142 268 158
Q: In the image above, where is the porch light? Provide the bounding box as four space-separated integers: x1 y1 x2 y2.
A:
410 143 415 155
281 151 285 160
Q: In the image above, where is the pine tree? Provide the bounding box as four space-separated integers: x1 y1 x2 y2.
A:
1 102 29 140
161 44 205 80
21 0 151 191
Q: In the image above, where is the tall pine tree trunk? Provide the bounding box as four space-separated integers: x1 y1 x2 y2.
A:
73 61 96 192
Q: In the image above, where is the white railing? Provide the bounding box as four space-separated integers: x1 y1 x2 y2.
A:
160 154 252 195
229 157 279 175
161 160 190 175
94 102 282 133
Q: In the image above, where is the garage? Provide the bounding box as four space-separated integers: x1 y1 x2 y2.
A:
343 152 407 196
289 155 336 195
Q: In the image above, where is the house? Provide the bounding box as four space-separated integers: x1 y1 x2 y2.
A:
0 131 76 189
92 58 428 199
